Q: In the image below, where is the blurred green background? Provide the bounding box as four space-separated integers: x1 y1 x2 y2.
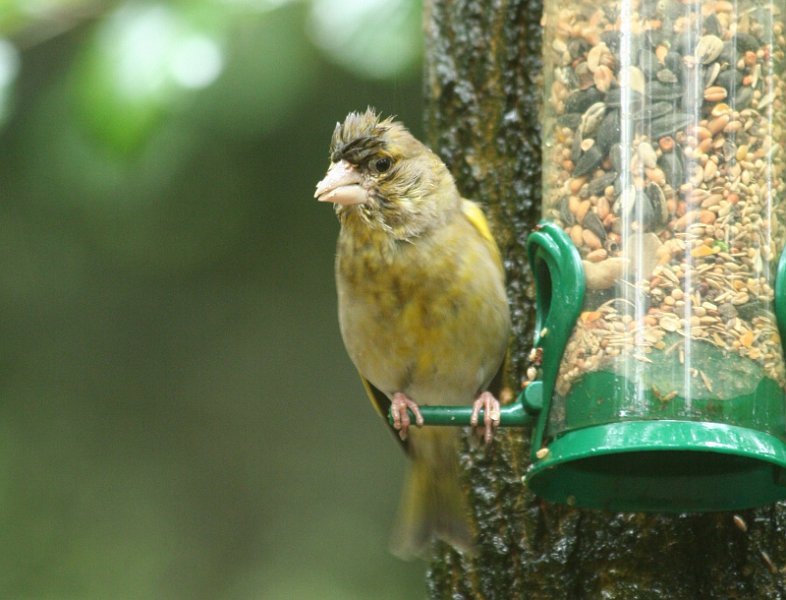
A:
0 0 426 598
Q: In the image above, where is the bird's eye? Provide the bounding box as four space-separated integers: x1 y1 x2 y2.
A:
374 157 391 173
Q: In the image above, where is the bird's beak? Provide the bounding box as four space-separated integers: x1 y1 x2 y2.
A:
314 160 369 206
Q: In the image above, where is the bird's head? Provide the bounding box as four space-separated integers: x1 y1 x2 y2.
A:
314 108 458 239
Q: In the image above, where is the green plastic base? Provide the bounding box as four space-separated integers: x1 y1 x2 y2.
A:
551 339 786 439
525 420 786 512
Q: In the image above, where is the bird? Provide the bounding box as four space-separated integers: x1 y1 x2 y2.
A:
314 108 511 558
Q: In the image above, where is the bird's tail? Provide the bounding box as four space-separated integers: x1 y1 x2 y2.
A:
389 428 474 559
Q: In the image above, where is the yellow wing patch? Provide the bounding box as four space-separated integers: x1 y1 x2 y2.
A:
461 200 503 270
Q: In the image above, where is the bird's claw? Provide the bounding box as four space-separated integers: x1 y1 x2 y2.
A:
471 391 500 444
391 392 423 440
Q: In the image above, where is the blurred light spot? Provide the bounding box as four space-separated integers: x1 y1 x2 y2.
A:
309 0 421 79
0 39 20 87
74 2 226 152
19 0 65 17
109 5 174 98
215 0 295 10
0 38 20 124
100 3 225 98
169 36 223 89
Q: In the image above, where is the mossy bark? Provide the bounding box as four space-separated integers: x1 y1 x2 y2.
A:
423 1 786 597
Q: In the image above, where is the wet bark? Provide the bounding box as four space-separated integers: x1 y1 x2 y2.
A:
423 0 786 597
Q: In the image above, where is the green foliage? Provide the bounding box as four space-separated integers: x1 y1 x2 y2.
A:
1 0 423 153
0 1 426 598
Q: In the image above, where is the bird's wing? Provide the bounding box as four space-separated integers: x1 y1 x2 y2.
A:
461 199 509 396
360 375 409 451
460 199 504 271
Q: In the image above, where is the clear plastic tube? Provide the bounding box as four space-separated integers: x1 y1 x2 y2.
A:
542 0 786 437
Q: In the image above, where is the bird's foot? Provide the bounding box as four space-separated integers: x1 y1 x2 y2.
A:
391 392 423 441
470 391 500 444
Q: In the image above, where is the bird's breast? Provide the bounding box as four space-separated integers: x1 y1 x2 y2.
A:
335 222 510 403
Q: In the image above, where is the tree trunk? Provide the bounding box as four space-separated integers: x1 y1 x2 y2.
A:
423 1 786 597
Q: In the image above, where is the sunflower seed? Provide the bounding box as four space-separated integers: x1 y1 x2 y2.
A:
695 35 724 64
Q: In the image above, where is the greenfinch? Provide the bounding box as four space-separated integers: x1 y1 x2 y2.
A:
315 109 510 558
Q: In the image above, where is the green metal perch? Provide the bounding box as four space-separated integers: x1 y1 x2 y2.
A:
388 382 542 428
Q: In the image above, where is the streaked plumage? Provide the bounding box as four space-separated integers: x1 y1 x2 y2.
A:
315 109 510 558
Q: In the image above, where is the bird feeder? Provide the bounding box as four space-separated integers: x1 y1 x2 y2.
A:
396 0 786 512
526 0 786 511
